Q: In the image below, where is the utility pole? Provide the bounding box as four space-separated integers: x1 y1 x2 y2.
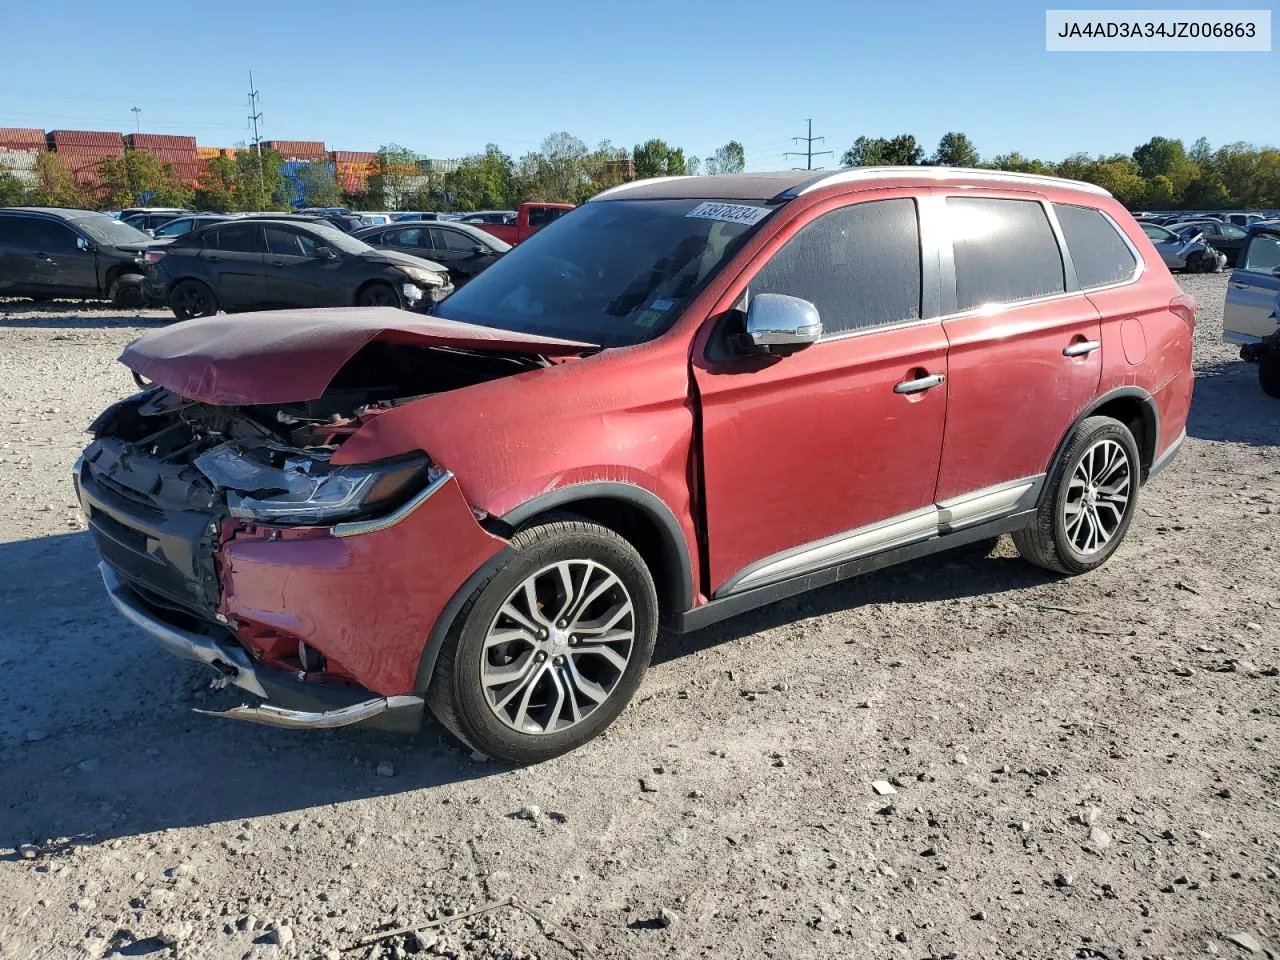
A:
247 71 264 201
130 106 141 134
784 119 833 171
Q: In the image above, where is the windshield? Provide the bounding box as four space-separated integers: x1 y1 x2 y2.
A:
75 215 153 245
433 198 772 346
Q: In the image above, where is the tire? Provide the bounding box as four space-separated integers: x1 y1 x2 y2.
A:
1259 349 1280 399
109 274 145 309
426 515 659 764
1013 416 1141 575
168 280 218 321
356 281 402 308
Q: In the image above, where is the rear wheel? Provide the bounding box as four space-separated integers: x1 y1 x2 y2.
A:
1259 349 1280 399
169 280 218 321
1014 416 1140 575
356 281 402 308
426 516 658 764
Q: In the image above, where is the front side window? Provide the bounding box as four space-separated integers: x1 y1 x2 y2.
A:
214 224 267 254
747 198 922 337
1220 224 1248 239
433 228 481 252
155 218 193 237
265 227 305 257
385 227 428 248
433 198 770 346
1053 203 1137 289
26 219 80 252
1241 234 1280 275
947 197 1064 311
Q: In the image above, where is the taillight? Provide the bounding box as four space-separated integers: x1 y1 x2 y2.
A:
143 249 166 264
1170 293 1196 331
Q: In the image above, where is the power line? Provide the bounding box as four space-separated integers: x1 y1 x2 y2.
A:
783 119 834 171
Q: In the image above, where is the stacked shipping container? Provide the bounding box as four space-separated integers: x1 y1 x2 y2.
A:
47 130 125 193
332 149 376 193
126 132 202 186
0 128 47 187
264 140 326 161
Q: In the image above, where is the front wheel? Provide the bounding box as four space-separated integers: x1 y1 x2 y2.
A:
169 280 218 321
356 281 402 308
426 516 659 764
1013 416 1140 575
1259 349 1280 399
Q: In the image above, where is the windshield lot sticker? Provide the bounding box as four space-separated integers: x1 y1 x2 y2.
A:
635 310 662 327
685 202 771 225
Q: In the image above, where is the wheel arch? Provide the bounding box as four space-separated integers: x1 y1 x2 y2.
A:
413 483 694 695
1049 387 1159 489
353 277 400 306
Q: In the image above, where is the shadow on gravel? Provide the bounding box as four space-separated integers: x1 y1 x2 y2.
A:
0 532 496 849
657 537 1050 665
1188 360 1279 447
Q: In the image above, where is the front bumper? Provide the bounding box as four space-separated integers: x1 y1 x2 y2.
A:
99 561 424 730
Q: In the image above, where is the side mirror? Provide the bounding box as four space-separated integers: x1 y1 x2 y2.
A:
471 245 487 255
144 228 156 238
315 246 337 261
745 293 822 355
75 236 92 251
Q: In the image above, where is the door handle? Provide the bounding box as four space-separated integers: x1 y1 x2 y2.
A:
34 253 55 262
1231 282 1249 289
270 261 284 267
1063 340 1101 357
894 373 946 394
207 255 221 262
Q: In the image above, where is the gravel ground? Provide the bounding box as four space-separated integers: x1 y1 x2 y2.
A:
1 274 1277 960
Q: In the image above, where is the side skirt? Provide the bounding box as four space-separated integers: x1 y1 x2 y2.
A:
672 511 1033 634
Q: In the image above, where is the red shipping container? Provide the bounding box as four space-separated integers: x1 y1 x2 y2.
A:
264 139 326 160
49 130 125 149
127 133 197 150
331 150 377 163
0 128 48 151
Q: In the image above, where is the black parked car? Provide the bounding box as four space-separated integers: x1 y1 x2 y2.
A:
1168 220 1251 266
122 210 187 233
241 211 366 233
145 218 453 320
0 207 158 306
352 220 510 286
151 213 236 239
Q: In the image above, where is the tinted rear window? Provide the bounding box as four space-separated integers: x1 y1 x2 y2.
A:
947 197 1064 311
1053 203 1138 289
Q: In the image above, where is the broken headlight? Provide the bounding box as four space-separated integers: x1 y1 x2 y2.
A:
194 442 430 525
395 265 446 287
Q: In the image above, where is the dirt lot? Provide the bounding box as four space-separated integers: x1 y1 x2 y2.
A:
1 273 1277 960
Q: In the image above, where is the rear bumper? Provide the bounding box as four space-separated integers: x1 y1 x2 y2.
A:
99 562 423 730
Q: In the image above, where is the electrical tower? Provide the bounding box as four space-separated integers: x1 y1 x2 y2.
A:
784 119 833 171
247 71 264 197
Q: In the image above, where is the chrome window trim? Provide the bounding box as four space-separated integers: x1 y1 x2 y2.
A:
717 476 1044 596
332 470 454 538
782 166 1110 200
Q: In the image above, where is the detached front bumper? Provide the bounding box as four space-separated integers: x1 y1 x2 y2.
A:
99 561 424 730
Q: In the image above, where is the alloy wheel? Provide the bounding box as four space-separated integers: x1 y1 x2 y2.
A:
1063 438 1131 555
479 559 636 735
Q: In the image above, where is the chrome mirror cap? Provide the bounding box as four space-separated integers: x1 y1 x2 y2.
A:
746 293 822 352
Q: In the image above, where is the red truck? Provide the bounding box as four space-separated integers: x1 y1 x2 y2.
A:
456 202 575 245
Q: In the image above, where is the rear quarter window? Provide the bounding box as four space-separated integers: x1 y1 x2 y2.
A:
1053 203 1138 289
946 197 1064 311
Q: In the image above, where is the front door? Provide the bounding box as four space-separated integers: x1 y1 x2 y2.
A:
1225 231 1280 342
23 218 98 296
262 225 330 308
933 193 1102 501
693 194 949 596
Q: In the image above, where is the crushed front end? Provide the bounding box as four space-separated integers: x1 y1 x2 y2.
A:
76 380 504 731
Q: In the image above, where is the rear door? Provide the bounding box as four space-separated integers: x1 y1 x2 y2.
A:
204 223 267 309
694 192 950 595
934 192 1102 500
1225 230 1280 343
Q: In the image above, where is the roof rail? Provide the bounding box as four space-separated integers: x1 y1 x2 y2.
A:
778 166 1111 199
588 175 695 201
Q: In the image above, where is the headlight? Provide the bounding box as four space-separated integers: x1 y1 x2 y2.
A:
193 443 431 525
395 265 444 286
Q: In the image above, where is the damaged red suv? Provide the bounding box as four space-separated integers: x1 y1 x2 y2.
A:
78 169 1194 763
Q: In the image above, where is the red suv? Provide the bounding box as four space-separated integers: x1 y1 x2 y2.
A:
78 169 1194 763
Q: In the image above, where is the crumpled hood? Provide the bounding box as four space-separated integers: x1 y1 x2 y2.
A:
363 247 450 275
119 307 592 405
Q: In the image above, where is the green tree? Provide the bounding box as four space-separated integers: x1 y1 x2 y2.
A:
517 132 593 203
1131 137 1198 196
0 165 29 206
632 139 687 178
705 140 746 175
295 160 341 207
233 147 287 211
931 132 980 167
193 156 238 212
443 144 515 210
369 144 418 209
32 152 88 208
98 150 192 209
985 151 1055 175
1142 174 1176 209
841 134 923 167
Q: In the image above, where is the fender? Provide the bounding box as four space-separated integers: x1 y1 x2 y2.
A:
1043 386 1160 495
414 481 696 694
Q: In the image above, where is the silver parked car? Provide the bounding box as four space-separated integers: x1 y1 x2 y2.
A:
1140 221 1225 272
1223 224 1280 398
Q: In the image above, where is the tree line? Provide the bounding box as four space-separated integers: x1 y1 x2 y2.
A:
843 132 1280 210
2 130 1274 212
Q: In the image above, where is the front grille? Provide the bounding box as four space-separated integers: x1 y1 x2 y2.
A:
79 462 223 619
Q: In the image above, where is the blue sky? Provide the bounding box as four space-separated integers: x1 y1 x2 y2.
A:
1 0 1274 168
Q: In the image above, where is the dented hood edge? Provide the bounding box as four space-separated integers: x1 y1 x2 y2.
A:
119 307 593 405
